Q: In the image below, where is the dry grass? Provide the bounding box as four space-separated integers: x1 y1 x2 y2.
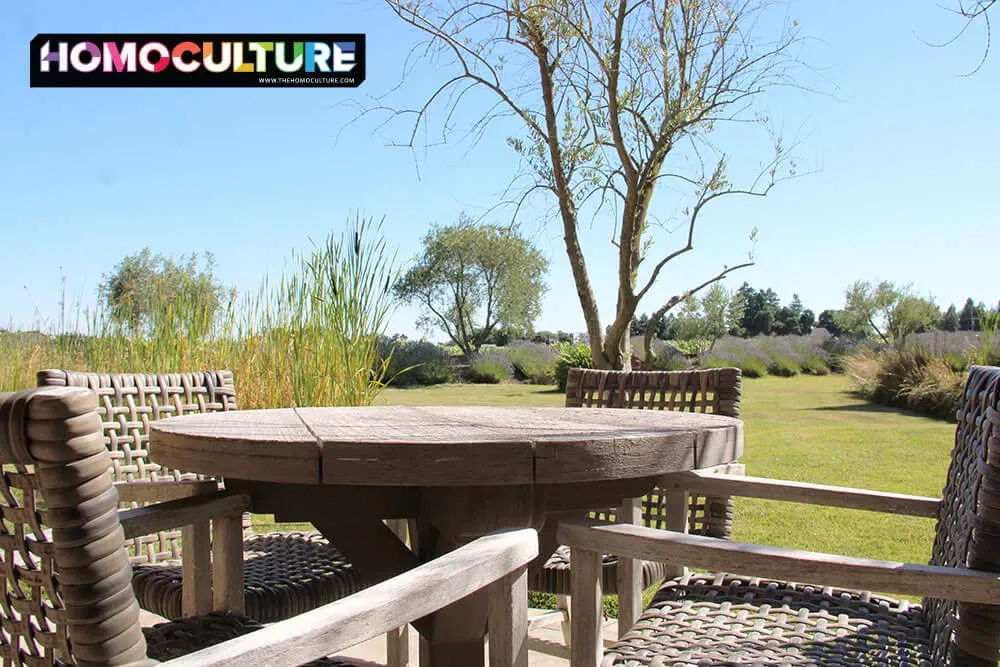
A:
843 347 964 421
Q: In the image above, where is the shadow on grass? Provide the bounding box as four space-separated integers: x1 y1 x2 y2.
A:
812 403 903 415
813 395 956 423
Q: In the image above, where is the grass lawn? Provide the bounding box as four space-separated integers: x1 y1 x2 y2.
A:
374 374 953 567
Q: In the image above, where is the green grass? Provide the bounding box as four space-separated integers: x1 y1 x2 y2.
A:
733 374 947 566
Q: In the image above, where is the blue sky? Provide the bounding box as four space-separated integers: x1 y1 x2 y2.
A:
2 1 997 341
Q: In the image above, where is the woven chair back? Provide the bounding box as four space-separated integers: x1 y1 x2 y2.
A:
565 367 741 417
925 365 1000 664
0 387 147 665
564 367 741 536
37 370 237 565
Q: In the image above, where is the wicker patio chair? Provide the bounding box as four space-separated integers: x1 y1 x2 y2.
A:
529 367 744 642
36 369 364 624
0 385 535 666
561 364 1000 666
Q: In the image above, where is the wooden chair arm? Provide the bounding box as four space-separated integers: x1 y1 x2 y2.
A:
559 521 1000 605
119 491 250 540
669 469 940 518
159 528 539 667
115 480 221 505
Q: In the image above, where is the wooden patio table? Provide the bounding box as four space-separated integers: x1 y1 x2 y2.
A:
150 405 742 666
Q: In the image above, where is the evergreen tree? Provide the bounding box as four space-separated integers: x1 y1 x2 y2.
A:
940 304 960 332
959 298 979 331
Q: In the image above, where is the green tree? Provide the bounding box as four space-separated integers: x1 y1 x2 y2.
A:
394 216 548 355
656 314 677 340
773 294 805 335
737 283 781 337
660 285 742 345
841 280 939 347
700 284 745 346
817 309 855 337
98 248 228 337
799 308 816 334
379 0 799 369
630 313 650 337
940 304 960 332
959 297 981 331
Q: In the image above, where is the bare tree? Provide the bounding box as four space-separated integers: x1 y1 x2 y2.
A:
372 0 801 369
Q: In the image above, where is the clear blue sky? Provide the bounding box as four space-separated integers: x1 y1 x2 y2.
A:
2 1 997 340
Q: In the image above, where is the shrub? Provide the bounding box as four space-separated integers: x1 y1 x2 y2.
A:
634 339 689 371
644 347 690 371
665 338 713 359
843 346 964 421
900 356 964 419
739 355 770 378
555 342 593 391
699 352 737 369
380 338 454 386
802 354 830 375
700 341 766 377
469 348 514 383
507 341 558 384
767 354 800 377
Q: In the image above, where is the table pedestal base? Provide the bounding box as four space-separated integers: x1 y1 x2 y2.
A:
233 479 664 666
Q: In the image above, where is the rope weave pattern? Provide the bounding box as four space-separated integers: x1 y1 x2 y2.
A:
132 532 363 623
601 365 1000 666
37 370 365 624
0 388 356 665
926 365 1000 665
605 573 931 666
0 387 148 665
36 370 236 566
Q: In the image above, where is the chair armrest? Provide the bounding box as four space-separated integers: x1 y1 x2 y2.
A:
115 479 221 505
559 521 1000 605
119 491 250 540
159 528 539 667
670 469 940 518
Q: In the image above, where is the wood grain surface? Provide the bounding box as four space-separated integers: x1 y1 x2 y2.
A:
150 406 742 487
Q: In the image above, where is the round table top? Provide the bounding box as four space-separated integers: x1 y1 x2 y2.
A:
150 405 742 486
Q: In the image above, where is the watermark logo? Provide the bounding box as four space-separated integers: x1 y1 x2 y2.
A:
30 34 366 87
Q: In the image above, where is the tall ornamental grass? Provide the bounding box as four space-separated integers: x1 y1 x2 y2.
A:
1 215 399 409
842 347 964 421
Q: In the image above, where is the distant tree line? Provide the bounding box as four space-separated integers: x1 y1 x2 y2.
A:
631 282 816 341
630 280 998 348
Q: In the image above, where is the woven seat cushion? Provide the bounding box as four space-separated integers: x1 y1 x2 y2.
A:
529 545 668 596
603 572 931 666
143 612 352 664
132 531 364 623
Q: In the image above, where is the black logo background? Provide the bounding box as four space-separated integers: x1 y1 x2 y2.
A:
30 33 366 87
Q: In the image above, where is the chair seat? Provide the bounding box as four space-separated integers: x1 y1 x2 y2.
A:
132 531 364 622
529 544 668 596
143 612 352 664
604 572 931 665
